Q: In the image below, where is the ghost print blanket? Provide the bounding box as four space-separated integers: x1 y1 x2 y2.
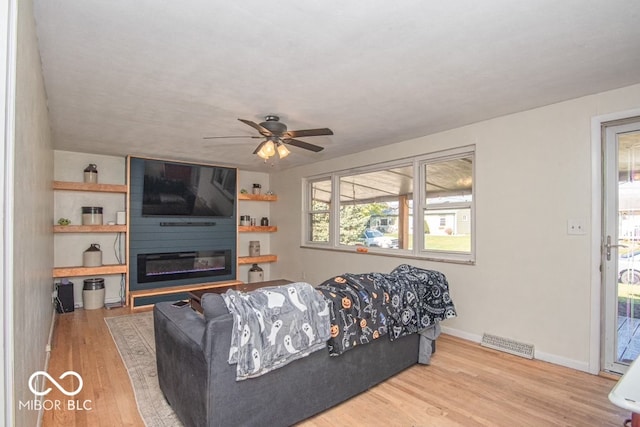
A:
222 282 331 381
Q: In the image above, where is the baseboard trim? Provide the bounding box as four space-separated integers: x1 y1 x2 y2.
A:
36 308 57 427
440 326 481 343
534 350 590 373
440 326 591 373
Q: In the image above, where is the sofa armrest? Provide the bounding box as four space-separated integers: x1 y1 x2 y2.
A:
154 303 208 427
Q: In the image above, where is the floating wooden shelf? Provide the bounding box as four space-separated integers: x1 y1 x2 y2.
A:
53 225 127 233
53 181 127 193
238 225 277 233
238 255 278 265
53 264 127 278
238 193 277 201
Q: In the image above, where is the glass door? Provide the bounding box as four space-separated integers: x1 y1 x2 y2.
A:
603 120 640 374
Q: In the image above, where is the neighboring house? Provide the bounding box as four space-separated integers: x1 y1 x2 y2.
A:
424 211 469 236
367 213 398 234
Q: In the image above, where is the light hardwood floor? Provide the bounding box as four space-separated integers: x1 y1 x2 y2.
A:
43 307 631 427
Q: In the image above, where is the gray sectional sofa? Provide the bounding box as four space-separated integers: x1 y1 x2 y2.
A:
154 291 439 427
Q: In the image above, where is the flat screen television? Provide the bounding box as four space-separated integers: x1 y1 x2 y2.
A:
141 159 236 217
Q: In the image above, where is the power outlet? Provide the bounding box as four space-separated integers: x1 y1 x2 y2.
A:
567 219 586 235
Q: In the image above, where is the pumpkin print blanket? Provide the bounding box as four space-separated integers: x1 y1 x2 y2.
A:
223 282 331 380
317 265 457 356
316 273 391 356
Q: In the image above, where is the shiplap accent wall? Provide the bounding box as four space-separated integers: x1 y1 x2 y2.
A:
128 157 237 304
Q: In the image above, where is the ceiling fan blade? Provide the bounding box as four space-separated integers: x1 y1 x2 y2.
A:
253 140 266 155
284 138 324 152
203 135 261 139
238 118 273 136
284 128 334 138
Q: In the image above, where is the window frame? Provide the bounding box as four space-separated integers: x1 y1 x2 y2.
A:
302 145 475 264
416 148 475 262
304 176 333 247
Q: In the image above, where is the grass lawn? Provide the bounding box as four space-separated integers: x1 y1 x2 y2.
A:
424 234 471 252
347 231 471 252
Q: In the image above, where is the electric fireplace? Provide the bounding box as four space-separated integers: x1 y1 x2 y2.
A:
137 250 232 284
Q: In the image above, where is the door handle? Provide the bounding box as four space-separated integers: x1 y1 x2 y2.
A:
606 235 628 261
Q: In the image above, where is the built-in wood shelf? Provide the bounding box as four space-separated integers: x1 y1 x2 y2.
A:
238 225 278 233
238 193 277 201
238 255 278 265
53 225 127 233
53 181 128 193
53 264 127 278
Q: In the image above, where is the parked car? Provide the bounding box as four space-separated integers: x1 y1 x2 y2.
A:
619 251 640 284
361 228 398 249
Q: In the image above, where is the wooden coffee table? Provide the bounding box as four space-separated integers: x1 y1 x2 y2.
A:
188 279 293 313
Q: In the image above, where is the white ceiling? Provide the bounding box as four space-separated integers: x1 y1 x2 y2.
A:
33 0 640 171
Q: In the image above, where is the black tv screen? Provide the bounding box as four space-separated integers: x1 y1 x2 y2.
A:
141 159 236 217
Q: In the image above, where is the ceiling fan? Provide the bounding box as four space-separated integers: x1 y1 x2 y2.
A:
204 115 333 160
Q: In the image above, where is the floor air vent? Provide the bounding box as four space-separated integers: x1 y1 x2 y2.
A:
480 333 535 359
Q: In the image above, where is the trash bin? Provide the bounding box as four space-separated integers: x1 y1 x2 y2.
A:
83 278 105 310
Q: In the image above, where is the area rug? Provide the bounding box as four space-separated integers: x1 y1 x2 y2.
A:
105 311 182 426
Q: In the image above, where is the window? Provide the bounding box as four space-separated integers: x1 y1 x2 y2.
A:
339 164 413 250
421 155 473 255
304 146 474 263
307 178 331 243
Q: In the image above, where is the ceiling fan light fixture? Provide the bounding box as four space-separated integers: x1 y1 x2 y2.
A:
256 147 270 159
277 143 290 159
263 139 276 156
256 137 279 160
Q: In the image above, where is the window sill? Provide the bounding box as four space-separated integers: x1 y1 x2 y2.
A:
299 244 475 265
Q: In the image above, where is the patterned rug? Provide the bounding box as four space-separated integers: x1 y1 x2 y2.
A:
105 311 182 426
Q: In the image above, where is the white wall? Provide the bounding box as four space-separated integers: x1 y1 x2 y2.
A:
271 83 640 372
12 0 54 424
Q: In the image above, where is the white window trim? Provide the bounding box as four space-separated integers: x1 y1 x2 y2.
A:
302 145 476 264
417 147 475 262
303 176 333 248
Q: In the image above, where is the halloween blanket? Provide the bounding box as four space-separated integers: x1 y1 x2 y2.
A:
317 265 456 356
376 264 457 341
222 282 331 381
316 273 392 356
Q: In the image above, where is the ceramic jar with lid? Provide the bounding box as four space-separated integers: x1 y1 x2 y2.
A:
82 206 103 225
248 264 264 283
82 243 102 267
84 164 98 183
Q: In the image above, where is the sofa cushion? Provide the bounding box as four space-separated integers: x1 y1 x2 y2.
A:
202 292 229 321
